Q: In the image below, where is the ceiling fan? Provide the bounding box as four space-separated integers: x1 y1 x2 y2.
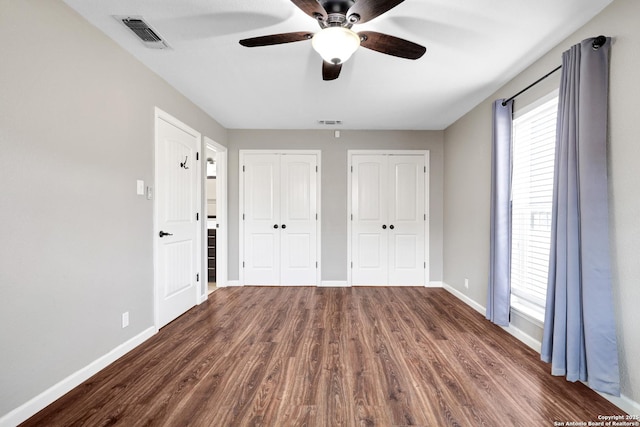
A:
239 0 426 81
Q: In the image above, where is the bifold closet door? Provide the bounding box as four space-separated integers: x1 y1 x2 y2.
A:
351 154 425 286
243 153 317 285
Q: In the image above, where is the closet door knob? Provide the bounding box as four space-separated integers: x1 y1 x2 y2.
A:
389 225 395 230
382 225 387 229
273 224 279 229
281 224 287 229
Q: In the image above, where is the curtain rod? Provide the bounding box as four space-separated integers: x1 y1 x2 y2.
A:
501 35 607 107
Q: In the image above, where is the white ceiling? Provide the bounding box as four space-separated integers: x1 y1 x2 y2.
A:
63 0 612 130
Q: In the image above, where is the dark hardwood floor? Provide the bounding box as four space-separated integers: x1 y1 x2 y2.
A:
23 287 625 426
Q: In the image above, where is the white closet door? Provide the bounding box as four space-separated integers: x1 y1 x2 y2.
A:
243 154 280 285
280 154 317 285
351 155 388 285
388 155 425 285
242 152 319 286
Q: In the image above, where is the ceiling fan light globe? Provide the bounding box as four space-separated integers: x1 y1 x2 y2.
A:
312 27 360 65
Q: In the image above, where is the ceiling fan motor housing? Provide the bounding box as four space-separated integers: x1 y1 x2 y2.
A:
317 1 358 27
320 0 355 15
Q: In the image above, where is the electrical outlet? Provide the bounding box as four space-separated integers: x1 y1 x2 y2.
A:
464 278 469 289
122 312 129 328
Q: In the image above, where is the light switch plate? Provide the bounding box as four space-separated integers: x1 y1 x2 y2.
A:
136 180 145 195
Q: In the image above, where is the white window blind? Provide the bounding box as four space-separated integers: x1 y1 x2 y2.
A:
510 94 558 323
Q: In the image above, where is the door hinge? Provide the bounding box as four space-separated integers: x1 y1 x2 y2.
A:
316 213 318 220
316 261 318 268
424 214 426 221
350 165 353 172
351 261 353 268
242 261 245 268
242 213 245 220
196 273 200 282
196 152 199 161
196 212 199 221
424 166 426 173
216 223 219 228
424 262 426 269
243 165 245 172
350 214 353 221
316 165 318 172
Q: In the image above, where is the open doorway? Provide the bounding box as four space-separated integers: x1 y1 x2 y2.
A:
203 137 227 297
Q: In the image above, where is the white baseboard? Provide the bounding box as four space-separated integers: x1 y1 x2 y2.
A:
427 281 444 288
319 281 349 287
596 392 640 416
226 280 241 287
442 283 542 352
503 323 542 353
442 282 486 315
0 327 156 427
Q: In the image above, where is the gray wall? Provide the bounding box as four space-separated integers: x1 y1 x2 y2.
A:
227 130 444 283
443 0 640 403
0 0 227 417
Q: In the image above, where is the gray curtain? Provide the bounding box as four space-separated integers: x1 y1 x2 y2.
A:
541 37 620 396
486 99 513 326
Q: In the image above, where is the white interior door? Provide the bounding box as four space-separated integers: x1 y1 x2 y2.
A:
350 152 427 286
243 154 280 285
351 155 388 285
280 154 317 285
155 111 200 327
388 155 425 285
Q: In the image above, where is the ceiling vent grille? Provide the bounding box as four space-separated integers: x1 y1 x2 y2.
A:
318 120 343 125
115 16 170 49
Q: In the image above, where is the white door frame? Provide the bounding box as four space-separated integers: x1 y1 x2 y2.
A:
153 108 202 329
239 150 322 286
347 149 430 286
203 137 227 295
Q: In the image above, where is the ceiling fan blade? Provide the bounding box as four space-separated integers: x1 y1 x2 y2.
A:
322 61 342 81
359 31 426 59
239 31 313 47
347 0 405 24
290 0 327 21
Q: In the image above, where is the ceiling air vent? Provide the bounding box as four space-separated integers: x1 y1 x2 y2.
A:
115 16 170 49
318 120 343 125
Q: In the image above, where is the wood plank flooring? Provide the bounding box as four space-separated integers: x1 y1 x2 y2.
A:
22 287 625 426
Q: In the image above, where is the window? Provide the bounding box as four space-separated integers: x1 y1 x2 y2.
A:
510 93 558 323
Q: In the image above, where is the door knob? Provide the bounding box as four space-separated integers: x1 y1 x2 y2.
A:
281 224 287 229
382 225 387 229
273 224 279 229
159 231 173 238
389 225 395 230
